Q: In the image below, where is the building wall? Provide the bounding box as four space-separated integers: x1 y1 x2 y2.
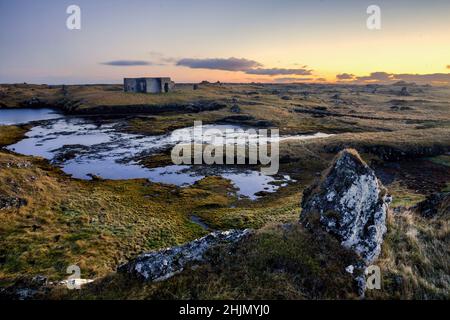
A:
124 77 173 93
146 78 161 93
124 78 147 93
124 78 137 92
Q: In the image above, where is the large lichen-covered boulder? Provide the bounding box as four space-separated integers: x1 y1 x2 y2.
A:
300 149 390 265
118 229 252 282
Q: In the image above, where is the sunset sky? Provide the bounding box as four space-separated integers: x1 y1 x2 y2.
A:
1 0 450 84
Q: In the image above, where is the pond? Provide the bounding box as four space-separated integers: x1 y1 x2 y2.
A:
1 109 333 199
0 108 62 125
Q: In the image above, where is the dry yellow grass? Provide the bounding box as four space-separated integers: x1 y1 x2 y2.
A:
0 151 241 283
0 125 28 146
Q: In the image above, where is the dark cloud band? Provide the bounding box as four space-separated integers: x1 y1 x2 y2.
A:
177 57 261 71
245 68 312 76
337 71 450 84
101 60 152 66
177 57 312 76
336 73 355 80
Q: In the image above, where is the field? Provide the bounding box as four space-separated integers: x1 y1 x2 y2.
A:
0 82 449 299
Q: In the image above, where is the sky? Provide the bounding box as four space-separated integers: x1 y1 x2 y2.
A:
1 0 450 84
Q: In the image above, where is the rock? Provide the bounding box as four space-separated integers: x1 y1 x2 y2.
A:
21 97 46 108
281 95 292 100
0 160 31 169
52 144 89 163
7 288 38 300
0 193 27 211
119 229 252 282
300 149 390 266
31 275 48 286
414 192 449 218
331 94 341 100
301 91 310 99
87 173 103 181
0 276 49 300
345 265 355 274
399 87 411 96
230 104 241 113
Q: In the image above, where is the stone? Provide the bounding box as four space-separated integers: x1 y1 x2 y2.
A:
0 193 27 211
230 104 241 113
399 87 411 96
31 275 48 286
331 94 341 100
300 149 390 266
345 265 355 274
119 229 252 282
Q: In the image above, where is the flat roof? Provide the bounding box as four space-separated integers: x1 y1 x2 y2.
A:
124 77 171 80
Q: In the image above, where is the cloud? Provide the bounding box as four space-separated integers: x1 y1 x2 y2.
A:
101 60 152 66
176 57 313 76
336 73 355 80
177 57 262 71
393 73 450 83
275 77 313 83
245 68 312 76
339 71 450 84
356 72 393 82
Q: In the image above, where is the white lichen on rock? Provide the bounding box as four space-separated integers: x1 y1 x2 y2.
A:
300 149 390 266
118 229 252 282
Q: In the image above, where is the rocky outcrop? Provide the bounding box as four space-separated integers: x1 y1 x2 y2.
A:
62 100 227 115
118 229 252 282
19 97 51 108
0 193 27 211
0 275 49 300
300 149 390 265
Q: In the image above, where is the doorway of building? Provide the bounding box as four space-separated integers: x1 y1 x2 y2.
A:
164 83 169 93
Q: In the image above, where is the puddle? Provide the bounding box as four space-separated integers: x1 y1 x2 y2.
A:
190 215 212 230
0 108 62 125
2 109 333 199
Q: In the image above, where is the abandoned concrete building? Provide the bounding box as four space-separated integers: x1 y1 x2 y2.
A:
124 77 174 93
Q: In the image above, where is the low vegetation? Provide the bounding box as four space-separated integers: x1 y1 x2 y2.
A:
0 150 237 284
0 82 449 299
0 125 28 147
54 224 360 300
